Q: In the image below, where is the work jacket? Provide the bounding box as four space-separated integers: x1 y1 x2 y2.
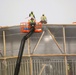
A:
41 16 47 21
29 14 35 19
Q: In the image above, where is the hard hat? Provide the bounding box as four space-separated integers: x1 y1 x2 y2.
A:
42 14 44 16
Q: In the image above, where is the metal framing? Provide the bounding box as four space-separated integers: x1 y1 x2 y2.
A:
0 24 76 75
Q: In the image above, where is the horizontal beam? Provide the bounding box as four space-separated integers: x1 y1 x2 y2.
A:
0 24 76 29
0 54 76 60
43 24 76 26
31 54 76 56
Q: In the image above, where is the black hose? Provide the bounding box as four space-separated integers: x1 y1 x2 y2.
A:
14 27 35 75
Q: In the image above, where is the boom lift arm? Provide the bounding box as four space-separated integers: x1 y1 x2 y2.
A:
14 27 35 75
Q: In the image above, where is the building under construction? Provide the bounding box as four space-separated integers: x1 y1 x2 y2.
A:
0 24 76 75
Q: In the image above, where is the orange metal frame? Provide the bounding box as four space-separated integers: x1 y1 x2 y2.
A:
73 22 76 24
20 22 42 33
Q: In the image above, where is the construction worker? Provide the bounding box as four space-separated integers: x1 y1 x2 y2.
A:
29 11 35 19
40 14 47 24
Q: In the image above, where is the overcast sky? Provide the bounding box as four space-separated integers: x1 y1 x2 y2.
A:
0 0 76 26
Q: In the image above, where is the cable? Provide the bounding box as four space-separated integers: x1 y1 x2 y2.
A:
14 27 35 75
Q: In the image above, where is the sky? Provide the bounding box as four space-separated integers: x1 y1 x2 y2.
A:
0 0 76 26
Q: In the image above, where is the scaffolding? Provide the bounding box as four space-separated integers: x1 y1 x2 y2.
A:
0 24 76 75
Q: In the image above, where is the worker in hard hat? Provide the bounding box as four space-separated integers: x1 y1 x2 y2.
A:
29 11 35 19
40 14 47 24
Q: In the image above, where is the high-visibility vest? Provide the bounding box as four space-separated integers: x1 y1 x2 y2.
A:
29 14 35 18
29 20 35 23
41 16 46 21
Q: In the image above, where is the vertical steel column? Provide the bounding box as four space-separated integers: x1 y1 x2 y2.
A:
3 31 7 75
28 38 33 75
63 26 68 75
